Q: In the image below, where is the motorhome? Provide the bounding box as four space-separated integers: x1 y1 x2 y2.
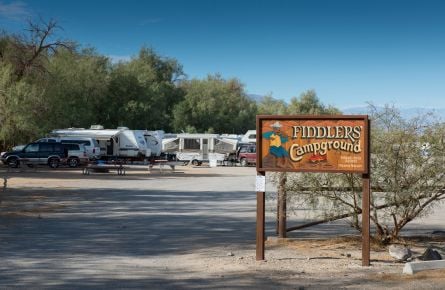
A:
51 126 150 160
162 133 238 165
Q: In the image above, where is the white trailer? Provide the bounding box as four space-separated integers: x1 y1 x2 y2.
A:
51 127 150 160
134 130 164 158
162 133 238 165
241 130 256 143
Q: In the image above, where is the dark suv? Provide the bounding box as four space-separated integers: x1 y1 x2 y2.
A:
237 143 256 166
1 142 66 168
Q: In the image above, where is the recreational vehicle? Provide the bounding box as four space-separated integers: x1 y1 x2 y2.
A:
135 130 164 158
241 130 256 143
162 133 238 165
51 126 150 160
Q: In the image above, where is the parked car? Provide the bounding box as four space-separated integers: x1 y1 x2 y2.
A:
237 143 256 166
36 137 100 160
63 143 89 167
1 142 66 168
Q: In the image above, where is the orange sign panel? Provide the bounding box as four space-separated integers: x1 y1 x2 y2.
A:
257 116 369 173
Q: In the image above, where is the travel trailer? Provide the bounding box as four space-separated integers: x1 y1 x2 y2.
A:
51 126 150 160
241 130 256 143
135 130 164 158
162 133 238 165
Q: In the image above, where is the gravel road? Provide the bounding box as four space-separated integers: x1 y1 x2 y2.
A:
1 166 445 289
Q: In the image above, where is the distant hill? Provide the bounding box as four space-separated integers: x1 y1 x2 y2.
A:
342 106 445 120
247 94 445 120
247 94 264 102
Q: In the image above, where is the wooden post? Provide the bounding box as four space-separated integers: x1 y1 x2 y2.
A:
362 119 371 266
276 197 279 235
362 173 370 266
278 173 287 238
256 171 266 260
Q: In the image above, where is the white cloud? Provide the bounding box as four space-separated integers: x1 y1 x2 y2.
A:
0 1 31 21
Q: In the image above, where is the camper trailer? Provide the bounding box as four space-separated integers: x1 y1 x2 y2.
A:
51 126 150 160
162 133 238 165
135 130 164 158
241 130 256 143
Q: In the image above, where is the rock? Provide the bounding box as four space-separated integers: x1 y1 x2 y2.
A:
389 245 412 261
419 247 442 261
227 252 234 257
403 260 445 275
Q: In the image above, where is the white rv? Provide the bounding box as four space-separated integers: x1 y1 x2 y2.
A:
134 130 164 158
241 130 256 143
162 133 238 165
51 126 150 160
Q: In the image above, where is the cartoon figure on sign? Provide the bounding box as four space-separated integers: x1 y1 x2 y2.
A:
263 121 289 167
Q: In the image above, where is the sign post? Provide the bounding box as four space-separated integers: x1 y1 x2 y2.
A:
256 172 266 260
256 115 371 266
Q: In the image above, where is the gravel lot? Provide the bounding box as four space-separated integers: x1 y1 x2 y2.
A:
1 165 445 289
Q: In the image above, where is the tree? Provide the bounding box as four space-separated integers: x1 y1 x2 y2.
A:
172 74 257 133
281 105 445 244
0 19 74 80
102 47 185 130
0 62 44 149
41 48 110 130
257 95 288 115
288 89 339 115
0 19 76 150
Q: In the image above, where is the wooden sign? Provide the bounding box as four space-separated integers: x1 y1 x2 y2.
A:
257 115 369 174
255 115 371 266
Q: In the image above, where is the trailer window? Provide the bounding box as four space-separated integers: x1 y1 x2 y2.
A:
184 138 200 150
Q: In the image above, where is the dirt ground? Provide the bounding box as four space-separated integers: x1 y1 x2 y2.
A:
1 165 445 289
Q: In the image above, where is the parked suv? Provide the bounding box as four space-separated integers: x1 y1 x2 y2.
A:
237 143 256 166
36 137 100 160
63 143 89 167
1 142 66 168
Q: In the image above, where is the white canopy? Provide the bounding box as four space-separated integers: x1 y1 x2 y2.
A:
51 129 124 140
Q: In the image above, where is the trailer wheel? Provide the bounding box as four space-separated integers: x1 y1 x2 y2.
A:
191 159 200 166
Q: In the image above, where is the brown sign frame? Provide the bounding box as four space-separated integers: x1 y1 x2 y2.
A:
256 115 369 174
255 115 371 267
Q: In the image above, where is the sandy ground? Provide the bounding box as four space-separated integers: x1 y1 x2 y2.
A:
1 165 445 289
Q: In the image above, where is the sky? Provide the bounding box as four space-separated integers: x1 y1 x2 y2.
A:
1 0 444 109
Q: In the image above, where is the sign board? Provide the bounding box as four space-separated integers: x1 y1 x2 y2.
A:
257 115 369 174
255 114 371 266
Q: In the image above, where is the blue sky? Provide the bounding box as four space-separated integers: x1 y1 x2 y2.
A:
1 0 444 109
